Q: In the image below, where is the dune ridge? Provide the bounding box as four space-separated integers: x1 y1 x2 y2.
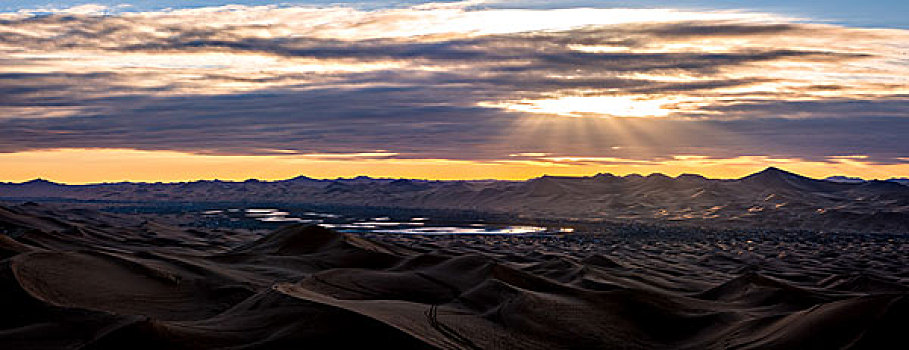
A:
0 202 905 349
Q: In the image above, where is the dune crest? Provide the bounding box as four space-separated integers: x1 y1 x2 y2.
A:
0 203 905 349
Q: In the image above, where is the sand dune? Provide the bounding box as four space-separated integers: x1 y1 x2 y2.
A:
0 202 906 349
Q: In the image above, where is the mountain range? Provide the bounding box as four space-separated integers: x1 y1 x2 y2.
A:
2 167 908 233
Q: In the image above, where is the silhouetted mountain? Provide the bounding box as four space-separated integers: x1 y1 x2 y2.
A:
2 167 908 233
7 179 61 187
825 176 866 184
888 178 909 186
826 176 909 187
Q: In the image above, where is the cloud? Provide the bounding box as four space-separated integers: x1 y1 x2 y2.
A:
7 4 113 16
0 4 906 168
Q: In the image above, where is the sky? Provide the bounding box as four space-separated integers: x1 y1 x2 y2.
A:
0 1 907 183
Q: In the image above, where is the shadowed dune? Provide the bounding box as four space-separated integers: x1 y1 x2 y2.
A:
0 202 906 349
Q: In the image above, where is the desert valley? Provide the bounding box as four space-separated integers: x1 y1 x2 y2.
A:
1 168 906 349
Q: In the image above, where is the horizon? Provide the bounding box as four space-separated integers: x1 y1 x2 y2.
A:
5 166 907 186
2 4 907 346
1 1 908 183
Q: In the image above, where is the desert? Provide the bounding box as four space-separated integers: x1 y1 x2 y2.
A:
1 169 906 349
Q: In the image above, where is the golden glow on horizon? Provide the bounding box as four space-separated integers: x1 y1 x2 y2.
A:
1 148 906 184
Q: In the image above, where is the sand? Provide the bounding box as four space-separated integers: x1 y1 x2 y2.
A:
0 202 906 349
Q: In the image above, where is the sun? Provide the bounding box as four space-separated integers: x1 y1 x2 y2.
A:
486 95 677 118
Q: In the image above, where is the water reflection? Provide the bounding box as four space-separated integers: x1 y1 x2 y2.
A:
200 207 573 236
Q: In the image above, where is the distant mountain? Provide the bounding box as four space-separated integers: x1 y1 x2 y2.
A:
888 178 909 186
825 176 866 184
740 167 847 193
2 168 909 233
826 175 909 187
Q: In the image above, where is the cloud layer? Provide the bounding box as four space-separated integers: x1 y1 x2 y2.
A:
0 3 907 169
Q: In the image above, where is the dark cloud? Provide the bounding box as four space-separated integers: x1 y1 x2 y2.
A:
0 86 515 158
696 99 909 119
617 22 804 37
0 86 906 165
0 8 906 166
713 117 909 164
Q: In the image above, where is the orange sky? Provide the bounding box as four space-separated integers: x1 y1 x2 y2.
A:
1 5 907 184
1 149 906 184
